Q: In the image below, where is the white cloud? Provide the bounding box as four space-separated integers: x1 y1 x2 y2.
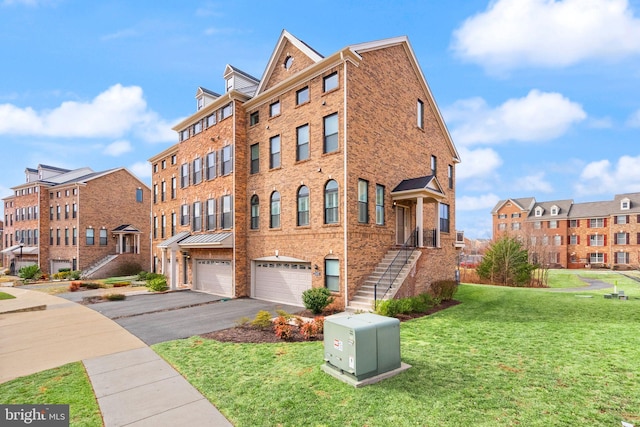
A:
513 172 554 193
456 146 502 181
627 109 640 127
129 161 151 180
588 117 614 129
575 155 640 195
103 140 132 156
101 29 139 41
457 193 501 211
0 84 175 143
452 0 640 71
444 90 586 146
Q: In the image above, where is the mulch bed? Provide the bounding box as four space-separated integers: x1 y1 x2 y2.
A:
201 299 461 344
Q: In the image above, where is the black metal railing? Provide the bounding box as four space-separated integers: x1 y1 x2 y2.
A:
374 228 418 307
424 228 438 248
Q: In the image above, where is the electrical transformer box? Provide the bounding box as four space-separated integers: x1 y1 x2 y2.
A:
323 313 401 381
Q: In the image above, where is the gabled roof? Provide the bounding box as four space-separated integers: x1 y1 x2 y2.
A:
196 86 221 98
569 200 615 219
255 29 324 95
391 175 445 201
112 224 141 233
491 197 536 214
223 65 260 83
527 199 573 219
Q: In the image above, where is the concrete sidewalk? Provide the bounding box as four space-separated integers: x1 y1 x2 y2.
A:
0 287 232 426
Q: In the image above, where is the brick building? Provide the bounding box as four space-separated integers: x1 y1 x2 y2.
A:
149 31 463 310
1 164 151 277
492 193 640 269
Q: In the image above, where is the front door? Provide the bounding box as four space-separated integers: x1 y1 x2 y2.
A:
396 206 409 245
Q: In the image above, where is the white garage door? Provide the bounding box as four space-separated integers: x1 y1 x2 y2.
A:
254 262 312 306
51 260 72 274
194 259 233 297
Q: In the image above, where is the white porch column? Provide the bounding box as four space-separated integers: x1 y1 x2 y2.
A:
136 234 140 254
435 202 441 248
161 248 166 275
118 234 124 254
416 197 424 247
169 249 177 290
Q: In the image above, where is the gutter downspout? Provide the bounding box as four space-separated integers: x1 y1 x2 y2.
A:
342 54 349 309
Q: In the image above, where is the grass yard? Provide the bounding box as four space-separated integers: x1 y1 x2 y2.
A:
0 362 102 427
155 284 640 427
0 291 16 300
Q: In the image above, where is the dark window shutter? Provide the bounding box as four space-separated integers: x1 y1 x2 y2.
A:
604 253 607 263
603 218 607 227
587 220 590 228
577 235 580 244
627 215 630 223
614 216 617 224
637 232 640 245
603 235 607 246
587 236 590 246
627 233 630 244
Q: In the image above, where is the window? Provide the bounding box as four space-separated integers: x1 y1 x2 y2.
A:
64 204 69 219
590 234 604 246
221 103 233 119
171 213 176 236
323 113 338 153
86 228 94 245
221 195 233 229
171 177 177 199
192 201 202 231
570 235 579 245
181 163 189 188
615 215 627 224
193 158 202 184
616 232 628 245
270 135 281 168
206 151 217 180
325 259 339 292
161 181 166 202
162 160 166 169
250 195 259 230
550 206 558 216
440 203 450 233
56 228 61 246
590 253 605 264
535 207 543 217
417 99 424 129
511 213 521 218
554 235 562 246
206 199 216 230
250 111 259 126
616 252 629 264
153 164 158 173
197 97 204 111
284 55 293 69
621 198 630 210
376 185 385 225
171 154 177 165
250 144 260 174
270 192 281 228
590 218 604 228
549 220 558 229
193 121 202 135
570 219 579 227
206 113 216 127
181 204 190 226
180 129 189 141
56 205 60 220
296 124 309 161
153 216 158 239
269 101 280 117
99 229 107 246
222 145 233 175
324 180 339 224
431 155 437 175
297 186 309 226
511 222 520 230
498 214 507 219
448 165 453 189
161 214 166 239
72 227 76 245
358 179 368 223
323 72 338 92
153 184 158 204
296 86 309 105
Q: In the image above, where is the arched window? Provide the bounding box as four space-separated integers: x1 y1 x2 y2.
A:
250 195 259 230
297 186 309 226
324 180 338 224
270 191 281 228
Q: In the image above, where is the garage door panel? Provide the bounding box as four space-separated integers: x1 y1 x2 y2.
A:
254 262 312 306
195 260 232 297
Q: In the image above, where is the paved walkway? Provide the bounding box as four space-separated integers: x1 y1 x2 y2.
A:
546 276 614 292
0 286 232 426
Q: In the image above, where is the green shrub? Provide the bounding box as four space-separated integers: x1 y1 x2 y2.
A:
84 282 101 289
137 271 149 281
18 264 41 280
302 287 334 314
375 299 403 317
234 316 251 327
116 262 142 276
147 276 168 292
275 309 294 320
58 268 71 273
251 310 273 329
69 270 81 280
144 272 164 283
430 280 459 301
103 293 126 301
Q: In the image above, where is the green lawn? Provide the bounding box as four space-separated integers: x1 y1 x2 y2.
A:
0 291 16 300
0 362 102 427
153 284 640 426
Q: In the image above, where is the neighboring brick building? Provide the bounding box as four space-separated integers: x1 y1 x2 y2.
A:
149 31 463 309
492 193 640 269
1 164 151 277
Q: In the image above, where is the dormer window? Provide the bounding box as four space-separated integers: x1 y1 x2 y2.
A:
197 97 204 111
535 207 544 217
621 198 630 210
550 205 559 216
226 77 233 92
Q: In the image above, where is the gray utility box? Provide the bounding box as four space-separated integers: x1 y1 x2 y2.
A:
323 313 401 381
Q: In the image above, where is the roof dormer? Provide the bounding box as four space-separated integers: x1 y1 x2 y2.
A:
550 205 559 216
621 197 631 210
223 65 260 97
534 206 544 217
195 87 221 112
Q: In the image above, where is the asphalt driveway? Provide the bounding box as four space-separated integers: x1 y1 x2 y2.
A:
71 291 301 345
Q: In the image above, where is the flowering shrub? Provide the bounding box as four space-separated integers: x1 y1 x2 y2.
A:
273 316 293 340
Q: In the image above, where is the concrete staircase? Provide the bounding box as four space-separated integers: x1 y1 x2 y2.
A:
347 249 421 312
81 254 118 279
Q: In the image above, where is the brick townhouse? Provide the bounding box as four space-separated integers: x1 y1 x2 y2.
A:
492 193 640 269
1 164 151 277
149 30 463 310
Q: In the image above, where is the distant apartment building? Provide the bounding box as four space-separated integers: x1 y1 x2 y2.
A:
1 164 151 277
149 30 463 310
492 193 640 269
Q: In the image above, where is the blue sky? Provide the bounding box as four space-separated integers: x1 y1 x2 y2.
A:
1 0 640 239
